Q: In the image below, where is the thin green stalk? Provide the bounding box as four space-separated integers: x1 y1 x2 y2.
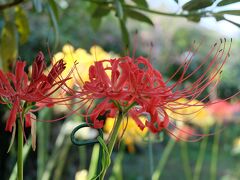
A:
180 142 192 180
79 146 87 169
88 144 100 179
109 143 125 180
107 112 124 155
10 137 31 180
42 121 69 180
37 122 49 180
54 138 72 180
152 139 176 180
193 129 209 180
100 111 124 180
37 109 52 180
210 124 221 180
148 134 154 177
17 118 23 180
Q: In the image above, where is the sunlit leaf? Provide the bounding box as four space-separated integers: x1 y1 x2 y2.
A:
32 0 42 12
0 21 18 72
125 8 154 26
182 0 215 11
217 0 240 6
15 6 30 44
131 0 148 8
88 144 100 179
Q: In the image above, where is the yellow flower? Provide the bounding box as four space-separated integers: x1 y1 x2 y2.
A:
53 44 114 87
104 116 148 153
232 137 240 155
168 98 215 129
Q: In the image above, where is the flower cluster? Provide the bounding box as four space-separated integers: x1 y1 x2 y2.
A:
0 52 69 133
77 39 232 136
78 56 169 132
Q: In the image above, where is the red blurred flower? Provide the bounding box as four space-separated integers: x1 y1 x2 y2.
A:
207 99 240 122
170 124 197 141
0 52 68 132
77 39 234 137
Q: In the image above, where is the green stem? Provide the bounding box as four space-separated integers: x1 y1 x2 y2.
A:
10 137 31 180
79 146 87 169
210 124 221 180
110 143 125 180
193 129 209 180
37 109 52 180
180 142 192 180
54 138 71 180
88 144 100 179
17 118 23 180
42 121 69 180
152 139 176 180
100 111 124 180
107 112 124 155
148 134 154 177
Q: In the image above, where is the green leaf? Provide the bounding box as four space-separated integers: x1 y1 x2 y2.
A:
32 0 42 12
182 0 215 11
214 14 224 21
15 6 30 44
119 20 129 48
217 0 240 6
0 21 18 72
115 0 124 20
216 10 240 16
131 0 148 8
91 17 102 31
48 0 59 21
187 15 201 22
125 8 154 26
174 0 179 3
92 5 111 18
48 3 59 50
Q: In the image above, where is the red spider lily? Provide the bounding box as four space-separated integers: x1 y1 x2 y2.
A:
207 99 240 122
76 39 235 139
0 52 69 132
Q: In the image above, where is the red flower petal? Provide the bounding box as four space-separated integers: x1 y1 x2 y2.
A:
5 98 19 132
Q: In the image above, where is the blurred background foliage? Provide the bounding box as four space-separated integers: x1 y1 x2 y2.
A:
0 0 240 179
